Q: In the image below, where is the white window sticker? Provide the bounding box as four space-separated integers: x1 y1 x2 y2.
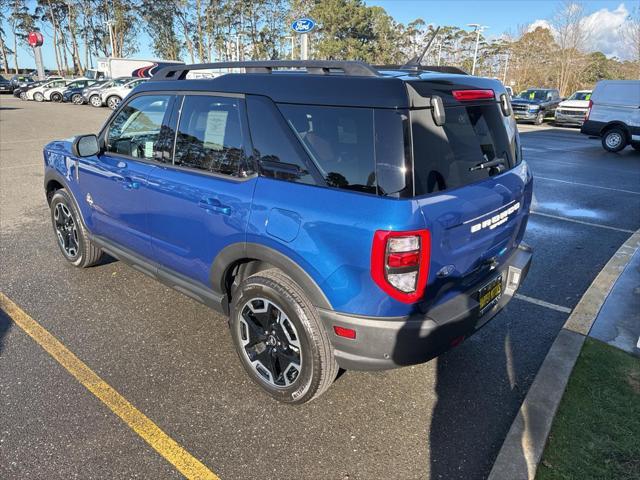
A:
203 110 228 149
144 141 154 158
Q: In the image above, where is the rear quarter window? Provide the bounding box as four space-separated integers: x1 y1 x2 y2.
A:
277 104 410 196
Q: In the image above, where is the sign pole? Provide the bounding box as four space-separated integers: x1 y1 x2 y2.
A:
33 46 45 80
301 34 308 60
291 18 315 61
28 31 45 79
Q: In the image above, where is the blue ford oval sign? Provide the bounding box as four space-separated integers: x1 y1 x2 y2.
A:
291 18 315 33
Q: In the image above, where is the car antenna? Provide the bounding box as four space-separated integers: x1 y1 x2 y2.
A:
401 26 441 69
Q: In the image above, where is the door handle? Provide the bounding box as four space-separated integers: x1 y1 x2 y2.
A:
122 177 140 190
199 198 231 215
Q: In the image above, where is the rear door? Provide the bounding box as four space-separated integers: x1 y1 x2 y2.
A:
145 93 257 287
409 84 532 305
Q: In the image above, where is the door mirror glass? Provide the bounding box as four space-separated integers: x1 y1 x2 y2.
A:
72 134 100 157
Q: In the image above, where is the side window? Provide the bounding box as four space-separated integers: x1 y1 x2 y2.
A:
173 95 246 177
246 95 317 185
278 104 376 194
106 94 171 159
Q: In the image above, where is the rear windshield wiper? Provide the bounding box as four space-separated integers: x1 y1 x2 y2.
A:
469 156 507 172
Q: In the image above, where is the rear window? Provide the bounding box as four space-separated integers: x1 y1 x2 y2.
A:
412 104 515 195
277 104 410 196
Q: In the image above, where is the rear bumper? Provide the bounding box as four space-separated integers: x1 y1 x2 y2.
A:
319 244 533 370
580 119 603 137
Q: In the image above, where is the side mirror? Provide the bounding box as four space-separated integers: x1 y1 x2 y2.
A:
72 134 101 157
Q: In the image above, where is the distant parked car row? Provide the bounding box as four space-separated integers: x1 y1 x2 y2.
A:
0 73 147 110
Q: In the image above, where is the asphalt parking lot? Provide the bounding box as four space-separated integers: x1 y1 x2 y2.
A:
1 95 639 480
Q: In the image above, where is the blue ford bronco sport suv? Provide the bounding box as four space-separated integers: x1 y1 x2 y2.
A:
44 61 533 404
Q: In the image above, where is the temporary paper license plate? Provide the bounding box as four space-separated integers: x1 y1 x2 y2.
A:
478 275 502 316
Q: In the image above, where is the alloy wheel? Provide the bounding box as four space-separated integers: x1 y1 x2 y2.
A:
54 203 79 258
238 298 302 387
72 94 83 105
90 95 102 107
107 96 121 110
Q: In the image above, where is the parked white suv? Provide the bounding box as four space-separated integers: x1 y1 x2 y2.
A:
100 78 147 109
581 80 640 152
554 90 592 127
25 79 68 102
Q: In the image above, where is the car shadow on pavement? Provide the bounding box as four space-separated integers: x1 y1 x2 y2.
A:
0 106 21 111
392 301 531 480
0 309 12 357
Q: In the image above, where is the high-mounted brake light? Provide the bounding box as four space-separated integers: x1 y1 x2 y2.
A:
371 229 431 303
452 89 495 101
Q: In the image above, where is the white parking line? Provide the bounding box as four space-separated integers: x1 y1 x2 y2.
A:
637 336 640 350
530 211 635 233
534 176 640 195
514 293 572 314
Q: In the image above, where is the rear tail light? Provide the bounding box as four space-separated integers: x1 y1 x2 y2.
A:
452 89 495 101
585 99 593 120
371 229 431 303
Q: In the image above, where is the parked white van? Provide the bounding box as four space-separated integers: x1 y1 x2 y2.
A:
581 80 640 152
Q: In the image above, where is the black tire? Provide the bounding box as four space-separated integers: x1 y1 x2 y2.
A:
51 92 62 102
601 127 627 153
89 94 102 107
71 93 83 105
229 269 338 404
534 110 544 125
19 92 27 101
49 189 102 268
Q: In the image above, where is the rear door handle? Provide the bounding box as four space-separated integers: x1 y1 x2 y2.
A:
199 197 231 215
122 176 140 190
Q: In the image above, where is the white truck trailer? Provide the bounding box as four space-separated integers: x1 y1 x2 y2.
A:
84 58 184 80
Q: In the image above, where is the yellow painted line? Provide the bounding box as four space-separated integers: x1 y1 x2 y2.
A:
0 293 219 480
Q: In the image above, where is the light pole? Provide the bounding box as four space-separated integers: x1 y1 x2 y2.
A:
468 23 488 76
105 20 115 57
502 52 510 84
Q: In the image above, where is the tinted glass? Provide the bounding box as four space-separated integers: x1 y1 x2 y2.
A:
374 109 411 197
517 89 550 100
568 91 591 101
173 95 245 176
246 96 316 185
278 104 376 194
106 95 171 159
412 104 514 195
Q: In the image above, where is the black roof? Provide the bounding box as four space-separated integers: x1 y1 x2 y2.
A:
137 60 504 109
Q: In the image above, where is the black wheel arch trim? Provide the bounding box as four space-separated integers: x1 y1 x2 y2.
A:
44 170 88 226
210 242 333 311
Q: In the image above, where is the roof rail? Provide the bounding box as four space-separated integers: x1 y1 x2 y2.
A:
151 60 380 80
376 65 468 75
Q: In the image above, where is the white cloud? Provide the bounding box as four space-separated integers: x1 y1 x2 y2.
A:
527 19 553 32
527 3 633 60
582 3 630 59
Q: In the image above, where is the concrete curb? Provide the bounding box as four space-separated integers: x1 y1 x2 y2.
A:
488 228 640 480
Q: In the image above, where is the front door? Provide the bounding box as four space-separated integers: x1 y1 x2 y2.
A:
77 93 174 256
